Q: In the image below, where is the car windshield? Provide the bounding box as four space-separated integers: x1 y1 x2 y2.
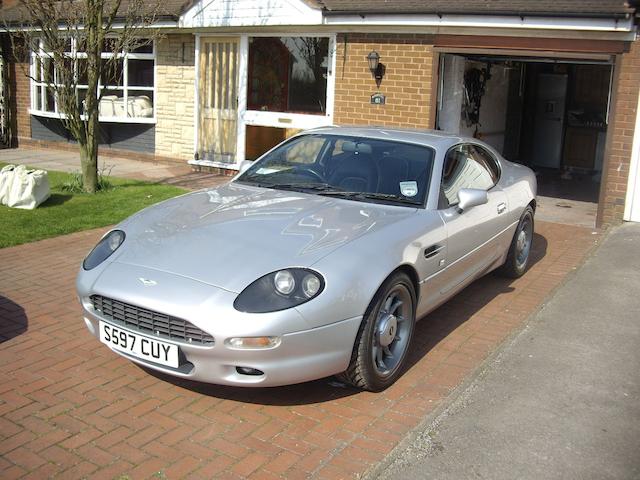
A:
236 134 435 207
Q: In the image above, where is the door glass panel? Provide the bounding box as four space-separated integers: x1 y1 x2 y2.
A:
247 37 329 114
198 38 239 164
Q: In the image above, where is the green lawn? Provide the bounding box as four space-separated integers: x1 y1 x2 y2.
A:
0 164 187 248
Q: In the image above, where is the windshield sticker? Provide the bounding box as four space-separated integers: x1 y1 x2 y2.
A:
399 181 418 197
255 167 281 175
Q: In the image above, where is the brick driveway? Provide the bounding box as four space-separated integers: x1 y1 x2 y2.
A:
0 221 599 479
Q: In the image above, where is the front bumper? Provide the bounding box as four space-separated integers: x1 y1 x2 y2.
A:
78 262 362 387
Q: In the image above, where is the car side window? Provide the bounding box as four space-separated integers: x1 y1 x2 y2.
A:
439 144 497 209
469 145 500 184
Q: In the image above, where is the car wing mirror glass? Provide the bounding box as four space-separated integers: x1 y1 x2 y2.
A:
457 188 488 212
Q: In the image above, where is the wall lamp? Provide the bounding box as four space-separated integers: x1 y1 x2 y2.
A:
367 50 385 87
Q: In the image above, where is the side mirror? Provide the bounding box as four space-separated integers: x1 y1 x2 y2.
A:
457 188 488 212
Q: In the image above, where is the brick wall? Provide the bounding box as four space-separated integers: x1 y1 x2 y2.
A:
10 54 31 143
333 33 436 129
154 34 196 161
599 41 640 226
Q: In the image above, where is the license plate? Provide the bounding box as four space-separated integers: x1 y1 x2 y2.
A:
99 321 180 368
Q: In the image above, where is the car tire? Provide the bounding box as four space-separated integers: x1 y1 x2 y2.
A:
338 271 416 392
498 206 535 278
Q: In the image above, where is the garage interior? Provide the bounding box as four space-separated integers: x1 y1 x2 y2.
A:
437 53 612 228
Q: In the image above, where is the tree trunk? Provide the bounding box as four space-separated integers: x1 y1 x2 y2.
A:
80 114 99 193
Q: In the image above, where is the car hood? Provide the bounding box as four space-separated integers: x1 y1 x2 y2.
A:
112 182 417 293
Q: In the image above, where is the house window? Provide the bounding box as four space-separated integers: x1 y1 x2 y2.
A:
247 37 329 115
30 38 155 122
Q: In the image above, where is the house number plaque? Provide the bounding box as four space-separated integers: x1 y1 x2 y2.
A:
371 93 386 105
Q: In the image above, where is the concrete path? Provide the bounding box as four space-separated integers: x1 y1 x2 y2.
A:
376 222 640 480
0 147 229 191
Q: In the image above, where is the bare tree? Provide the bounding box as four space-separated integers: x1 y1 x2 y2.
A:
7 0 159 193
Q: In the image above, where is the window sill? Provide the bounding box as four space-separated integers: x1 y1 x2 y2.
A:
29 109 157 125
243 110 332 130
188 159 239 171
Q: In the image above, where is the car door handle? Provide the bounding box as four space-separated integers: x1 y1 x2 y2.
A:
424 244 444 259
497 203 507 214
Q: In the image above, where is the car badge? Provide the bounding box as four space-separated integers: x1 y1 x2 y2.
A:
138 278 157 286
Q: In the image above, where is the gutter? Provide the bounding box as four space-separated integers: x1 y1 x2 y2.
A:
0 18 179 33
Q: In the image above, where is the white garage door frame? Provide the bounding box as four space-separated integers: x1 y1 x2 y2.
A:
624 89 640 223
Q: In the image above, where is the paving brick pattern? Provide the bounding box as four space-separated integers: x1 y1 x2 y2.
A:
0 221 599 479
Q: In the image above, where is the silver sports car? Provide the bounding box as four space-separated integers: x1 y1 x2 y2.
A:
76 127 536 391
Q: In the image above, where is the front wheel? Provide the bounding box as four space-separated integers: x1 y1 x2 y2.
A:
498 206 534 278
339 272 416 391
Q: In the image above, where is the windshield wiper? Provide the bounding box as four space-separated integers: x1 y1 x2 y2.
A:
244 181 338 192
243 181 422 206
317 190 423 206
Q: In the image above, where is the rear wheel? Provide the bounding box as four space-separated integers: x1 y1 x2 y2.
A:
339 272 416 391
498 206 534 278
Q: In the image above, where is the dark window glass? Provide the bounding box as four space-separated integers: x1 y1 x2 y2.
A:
45 87 56 112
77 88 88 113
33 57 41 82
42 58 54 84
130 43 153 54
100 58 124 87
77 58 88 85
440 144 496 208
102 38 120 54
247 37 329 115
128 59 154 87
34 86 42 110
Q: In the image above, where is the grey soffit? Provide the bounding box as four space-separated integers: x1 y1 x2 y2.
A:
316 0 635 17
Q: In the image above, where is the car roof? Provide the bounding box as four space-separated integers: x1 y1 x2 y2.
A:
303 125 472 150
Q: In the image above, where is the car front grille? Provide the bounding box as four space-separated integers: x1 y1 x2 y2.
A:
90 295 215 346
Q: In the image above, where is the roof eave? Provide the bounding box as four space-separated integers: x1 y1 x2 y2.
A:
322 10 634 20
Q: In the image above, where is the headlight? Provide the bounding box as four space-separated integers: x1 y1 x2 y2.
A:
233 268 325 313
82 230 125 270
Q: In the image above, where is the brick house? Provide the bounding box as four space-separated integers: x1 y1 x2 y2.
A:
1 0 639 227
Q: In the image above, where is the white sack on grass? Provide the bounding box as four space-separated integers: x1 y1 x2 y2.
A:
5 165 51 210
0 164 17 205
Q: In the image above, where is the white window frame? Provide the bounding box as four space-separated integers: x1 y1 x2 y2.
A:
29 38 157 124
192 32 336 170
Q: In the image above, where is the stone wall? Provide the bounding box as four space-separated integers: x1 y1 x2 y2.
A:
154 34 196 161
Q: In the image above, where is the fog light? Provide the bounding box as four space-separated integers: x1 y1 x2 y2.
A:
225 336 281 349
236 366 264 376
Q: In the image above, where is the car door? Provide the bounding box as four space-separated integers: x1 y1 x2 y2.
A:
435 143 508 297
